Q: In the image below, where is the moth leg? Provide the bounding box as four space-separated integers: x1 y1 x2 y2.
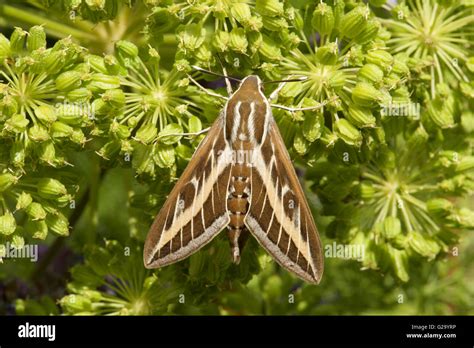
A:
271 96 338 113
187 74 229 101
156 127 211 141
270 103 326 113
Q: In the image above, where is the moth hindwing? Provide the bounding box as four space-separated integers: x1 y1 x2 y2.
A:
144 75 324 284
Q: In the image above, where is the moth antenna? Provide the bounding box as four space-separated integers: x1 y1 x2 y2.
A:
191 65 241 83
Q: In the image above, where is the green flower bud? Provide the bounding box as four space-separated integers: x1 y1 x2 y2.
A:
102 88 125 108
89 73 120 91
359 182 375 200
79 289 103 302
312 2 334 35
259 35 282 61
135 123 158 144
177 24 205 52
46 213 70 236
302 110 324 142
246 16 263 31
0 33 11 58
366 50 394 72
280 31 301 50
456 156 474 173
391 59 409 76
26 202 47 220
293 130 309 155
16 192 33 210
28 124 50 142
104 54 120 75
316 42 339 65
195 45 213 63
5 113 30 133
51 121 74 138
320 127 338 147
10 27 27 53
1 95 18 116
72 129 87 145
428 99 455 129
391 233 408 250
256 0 284 17
67 88 92 102
389 247 409 282
334 118 362 147
158 123 183 145
57 194 73 207
408 231 440 260
91 98 111 115
25 219 48 240
87 54 107 73
340 5 369 39
56 70 83 91
42 49 67 74
174 59 191 72
188 116 202 134
427 198 453 215
231 3 252 24
121 140 133 155
0 173 19 192
10 141 25 168
213 31 230 52
153 144 175 168
382 216 401 240
37 141 56 165
97 140 120 160
329 71 346 89
11 235 25 250
115 40 138 58
448 208 474 228
346 105 376 128
247 31 263 54
229 28 248 54
355 19 380 44
60 295 92 313
0 211 16 235
351 82 383 107
133 143 155 176
358 64 384 85
27 25 46 51
175 144 193 161
262 16 288 31
38 178 68 199
110 121 131 139
34 105 57 124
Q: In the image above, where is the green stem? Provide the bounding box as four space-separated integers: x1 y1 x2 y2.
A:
0 4 97 42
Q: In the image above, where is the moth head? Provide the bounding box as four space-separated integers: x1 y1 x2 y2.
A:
238 75 264 95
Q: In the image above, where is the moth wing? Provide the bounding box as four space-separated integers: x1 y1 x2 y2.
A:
144 115 232 268
245 119 324 283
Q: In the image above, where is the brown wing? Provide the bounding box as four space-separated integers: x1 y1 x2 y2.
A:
245 119 324 283
144 115 232 268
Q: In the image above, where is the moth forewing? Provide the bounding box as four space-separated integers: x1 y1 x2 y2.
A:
143 75 324 284
143 115 232 268
245 119 324 284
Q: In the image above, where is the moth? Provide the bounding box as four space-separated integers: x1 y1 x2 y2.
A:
143 74 324 284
